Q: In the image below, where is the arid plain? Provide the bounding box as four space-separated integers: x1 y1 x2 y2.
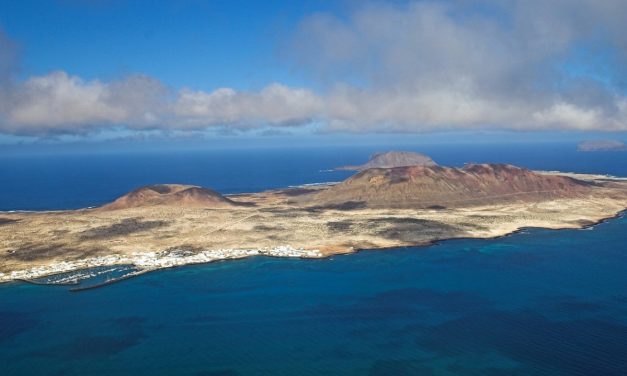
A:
1 161 627 282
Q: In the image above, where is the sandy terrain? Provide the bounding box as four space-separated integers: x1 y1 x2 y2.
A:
1 171 626 282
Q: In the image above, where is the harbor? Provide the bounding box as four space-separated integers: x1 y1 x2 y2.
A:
2 245 323 290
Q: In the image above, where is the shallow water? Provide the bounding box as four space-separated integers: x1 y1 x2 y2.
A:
1 144 627 375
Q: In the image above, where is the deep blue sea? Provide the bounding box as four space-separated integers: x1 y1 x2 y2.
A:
1 143 627 375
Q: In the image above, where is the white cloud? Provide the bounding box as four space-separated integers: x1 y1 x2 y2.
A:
3 71 166 134
172 84 323 128
1 1 627 136
0 70 324 135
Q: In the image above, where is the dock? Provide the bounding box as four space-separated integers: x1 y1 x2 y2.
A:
69 269 151 292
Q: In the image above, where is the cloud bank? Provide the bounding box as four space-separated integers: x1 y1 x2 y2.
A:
1 0 627 136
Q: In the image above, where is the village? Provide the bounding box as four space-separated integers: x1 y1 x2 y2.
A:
0 245 323 283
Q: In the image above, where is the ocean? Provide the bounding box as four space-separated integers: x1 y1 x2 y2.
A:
1 142 626 375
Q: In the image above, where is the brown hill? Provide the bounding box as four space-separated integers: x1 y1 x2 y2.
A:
306 164 594 209
336 151 437 170
100 184 236 210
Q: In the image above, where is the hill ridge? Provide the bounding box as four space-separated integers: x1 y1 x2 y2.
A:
336 151 437 170
101 184 236 210
306 163 593 209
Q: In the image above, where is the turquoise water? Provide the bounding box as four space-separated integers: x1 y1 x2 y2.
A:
1 144 627 375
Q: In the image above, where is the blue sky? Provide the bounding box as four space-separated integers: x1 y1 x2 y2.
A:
0 0 336 89
0 0 626 148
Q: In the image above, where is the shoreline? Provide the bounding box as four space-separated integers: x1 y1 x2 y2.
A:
0 246 324 284
350 208 627 254
2 169 626 289
3 209 624 288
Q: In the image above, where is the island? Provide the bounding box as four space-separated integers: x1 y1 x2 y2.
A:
1 160 627 287
335 151 437 170
577 140 627 151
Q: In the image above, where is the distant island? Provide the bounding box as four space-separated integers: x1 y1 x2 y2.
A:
335 151 436 170
577 140 627 151
2 154 627 287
